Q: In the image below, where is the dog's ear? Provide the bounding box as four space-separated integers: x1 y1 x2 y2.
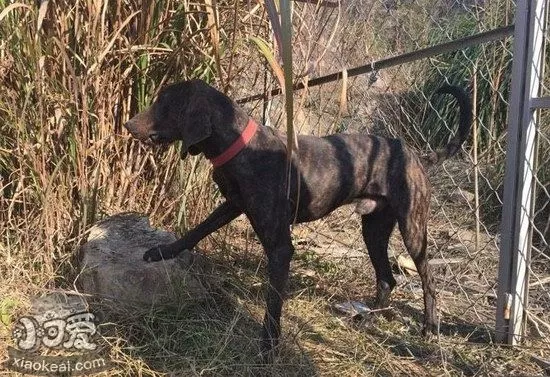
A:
180 96 213 159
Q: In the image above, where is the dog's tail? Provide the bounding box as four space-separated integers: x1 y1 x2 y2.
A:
422 85 472 165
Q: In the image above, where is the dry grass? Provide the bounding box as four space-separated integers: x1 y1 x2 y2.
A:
4 234 541 376
1 0 549 376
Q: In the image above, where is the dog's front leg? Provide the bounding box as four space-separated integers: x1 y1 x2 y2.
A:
246 208 294 361
143 201 242 262
260 239 293 361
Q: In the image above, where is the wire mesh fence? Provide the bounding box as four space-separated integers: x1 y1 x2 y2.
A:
531 106 550 340
225 0 549 348
525 0 550 342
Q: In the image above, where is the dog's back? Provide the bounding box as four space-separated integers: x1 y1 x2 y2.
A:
288 133 420 222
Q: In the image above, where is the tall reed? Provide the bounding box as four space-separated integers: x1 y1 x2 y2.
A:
0 0 239 288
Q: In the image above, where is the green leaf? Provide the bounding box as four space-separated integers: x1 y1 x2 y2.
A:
248 36 285 88
0 297 19 327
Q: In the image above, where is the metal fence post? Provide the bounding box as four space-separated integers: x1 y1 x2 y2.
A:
496 0 547 344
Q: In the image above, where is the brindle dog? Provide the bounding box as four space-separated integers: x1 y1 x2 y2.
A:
124 79 472 359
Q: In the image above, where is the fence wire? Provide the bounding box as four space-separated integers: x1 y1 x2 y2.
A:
527 0 550 341
223 0 550 347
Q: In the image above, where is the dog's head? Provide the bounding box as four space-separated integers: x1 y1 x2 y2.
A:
124 79 217 158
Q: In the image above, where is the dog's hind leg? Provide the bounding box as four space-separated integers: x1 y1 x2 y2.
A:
397 213 438 336
361 208 397 309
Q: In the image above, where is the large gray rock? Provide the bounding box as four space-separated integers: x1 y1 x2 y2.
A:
77 213 209 305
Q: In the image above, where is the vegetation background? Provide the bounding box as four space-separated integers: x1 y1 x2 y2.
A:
1 0 549 375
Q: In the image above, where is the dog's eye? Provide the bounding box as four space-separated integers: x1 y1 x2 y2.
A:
155 91 168 106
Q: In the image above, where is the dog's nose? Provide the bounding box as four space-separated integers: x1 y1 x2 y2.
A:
124 120 140 136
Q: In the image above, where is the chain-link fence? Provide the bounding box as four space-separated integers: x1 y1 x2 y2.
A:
530 105 550 341
499 0 550 346
224 0 549 348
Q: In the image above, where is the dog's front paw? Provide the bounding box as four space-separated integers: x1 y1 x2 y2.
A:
143 244 177 262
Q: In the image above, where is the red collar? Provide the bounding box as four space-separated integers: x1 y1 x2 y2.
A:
208 119 258 168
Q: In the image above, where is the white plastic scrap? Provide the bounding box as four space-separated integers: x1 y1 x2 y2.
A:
334 301 371 318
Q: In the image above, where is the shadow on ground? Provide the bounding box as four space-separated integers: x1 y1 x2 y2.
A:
89 254 318 376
